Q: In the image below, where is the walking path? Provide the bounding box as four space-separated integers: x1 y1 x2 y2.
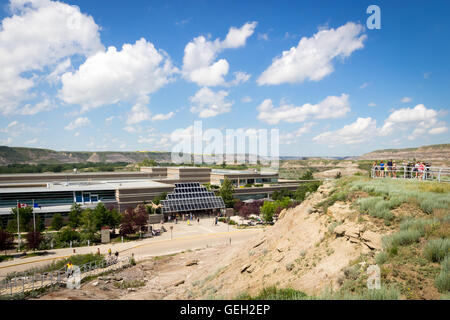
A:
0 218 264 277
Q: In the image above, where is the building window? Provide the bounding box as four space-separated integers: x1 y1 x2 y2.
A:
75 191 82 203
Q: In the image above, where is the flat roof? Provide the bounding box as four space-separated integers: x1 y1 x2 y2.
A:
0 179 173 194
0 171 152 178
211 169 277 175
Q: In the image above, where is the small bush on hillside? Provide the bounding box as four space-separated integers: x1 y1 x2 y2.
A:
400 217 439 234
357 197 394 221
328 221 342 233
423 239 450 263
383 229 422 248
435 255 450 293
419 198 448 215
320 286 400 300
251 287 309 300
375 252 388 265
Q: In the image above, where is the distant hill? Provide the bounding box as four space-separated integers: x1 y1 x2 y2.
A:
0 146 173 165
359 143 450 163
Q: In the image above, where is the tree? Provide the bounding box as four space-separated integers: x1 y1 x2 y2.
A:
26 231 42 250
134 204 148 232
300 170 314 180
56 226 80 244
107 208 122 235
119 208 135 236
294 181 321 202
153 192 167 205
237 200 264 218
68 203 82 228
233 200 244 213
0 229 14 255
219 178 234 208
51 213 64 231
92 203 109 230
260 201 276 223
140 158 157 167
10 206 34 232
272 189 294 201
80 208 97 234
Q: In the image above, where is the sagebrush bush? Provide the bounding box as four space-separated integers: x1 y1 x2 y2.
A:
435 269 449 293
400 217 439 233
383 229 422 248
320 286 400 300
251 287 309 300
328 221 342 233
375 252 388 265
357 197 394 221
423 239 450 263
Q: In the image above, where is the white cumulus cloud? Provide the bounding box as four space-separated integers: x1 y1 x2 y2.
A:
189 87 234 118
60 38 178 112
257 94 350 125
182 22 257 87
313 117 378 146
379 104 441 138
257 22 366 85
152 112 175 121
64 117 90 130
0 0 103 115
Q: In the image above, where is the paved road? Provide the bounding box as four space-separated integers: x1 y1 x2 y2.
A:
0 218 264 277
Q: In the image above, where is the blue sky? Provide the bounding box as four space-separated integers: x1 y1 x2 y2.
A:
0 0 449 157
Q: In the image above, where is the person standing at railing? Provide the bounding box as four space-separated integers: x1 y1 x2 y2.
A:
379 160 385 178
372 161 378 177
419 162 425 180
387 159 393 177
414 162 420 178
66 261 74 278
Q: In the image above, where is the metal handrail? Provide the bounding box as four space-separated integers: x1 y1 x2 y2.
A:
0 256 130 297
370 166 450 182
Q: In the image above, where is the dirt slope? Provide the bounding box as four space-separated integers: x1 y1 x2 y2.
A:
184 181 390 299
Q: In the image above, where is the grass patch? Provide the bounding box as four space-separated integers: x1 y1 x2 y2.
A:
357 197 394 221
320 286 400 300
114 279 146 289
383 229 422 249
375 252 388 265
423 239 450 263
238 286 309 300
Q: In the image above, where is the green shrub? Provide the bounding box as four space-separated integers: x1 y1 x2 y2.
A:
328 221 342 233
357 197 394 221
51 213 64 231
435 256 450 293
114 279 145 289
383 229 422 249
375 252 388 265
423 239 450 263
250 286 309 300
399 217 438 233
320 286 400 300
435 269 449 293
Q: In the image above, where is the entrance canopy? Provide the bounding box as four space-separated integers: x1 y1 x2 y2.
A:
160 182 225 214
